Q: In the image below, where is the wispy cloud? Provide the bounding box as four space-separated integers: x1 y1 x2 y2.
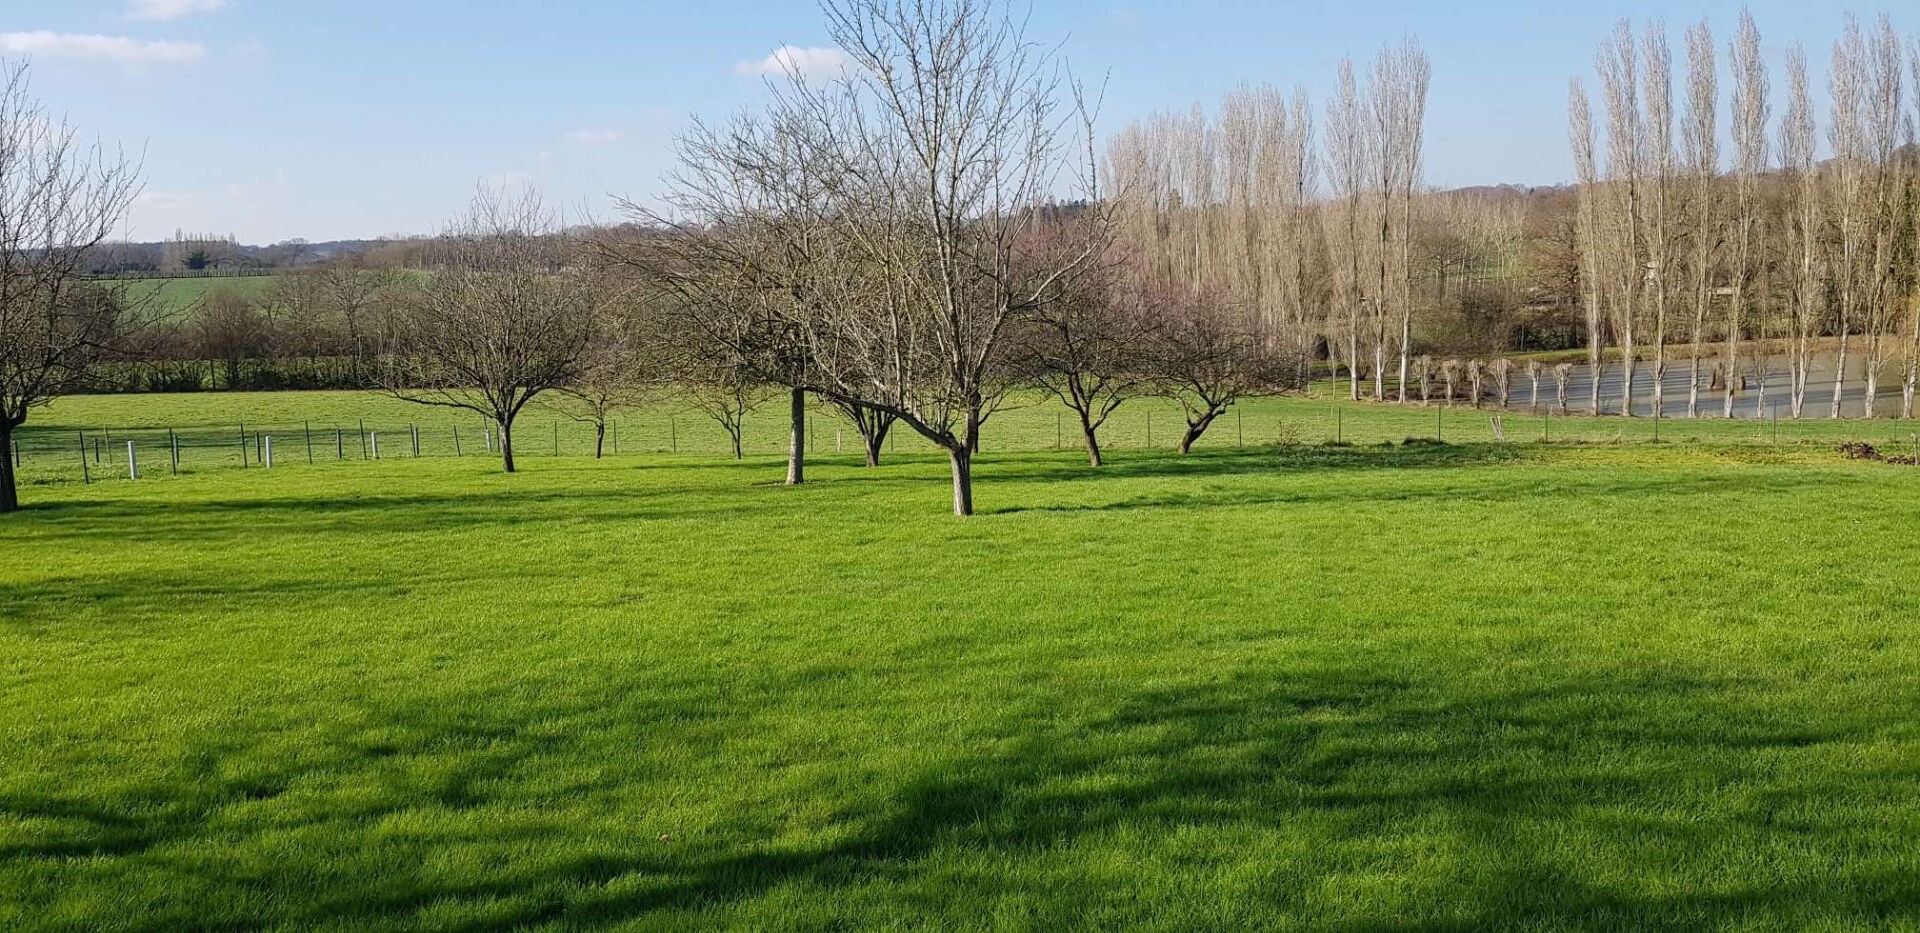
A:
734 45 847 82
564 128 624 146
0 32 204 63
127 0 229 21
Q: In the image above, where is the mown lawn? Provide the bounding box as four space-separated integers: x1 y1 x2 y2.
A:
3 441 1918 930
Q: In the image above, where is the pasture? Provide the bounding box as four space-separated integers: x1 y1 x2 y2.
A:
3 389 1919 930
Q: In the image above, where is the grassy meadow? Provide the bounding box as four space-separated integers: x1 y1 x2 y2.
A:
4 391 1920 930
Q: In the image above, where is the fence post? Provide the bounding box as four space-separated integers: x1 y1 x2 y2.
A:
126 441 138 480
612 422 620 456
1336 406 1342 444
370 432 379 460
453 426 462 456
78 432 89 485
1147 411 1153 448
336 429 344 460
169 428 178 475
554 422 559 456
1238 408 1244 447
412 425 420 457
239 423 249 468
1055 412 1062 449
264 436 274 469
305 421 314 463
1436 406 1443 442
359 420 368 459
670 417 677 454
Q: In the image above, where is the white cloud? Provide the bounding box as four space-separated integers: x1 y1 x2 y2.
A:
734 45 847 82
0 32 204 63
127 0 229 21
564 128 624 146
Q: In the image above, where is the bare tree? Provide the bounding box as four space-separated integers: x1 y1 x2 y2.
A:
379 186 598 472
1682 19 1719 418
1642 23 1677 418
0 62 143 512
1143 285 1292 454
1018 245 1153 467
683 355 769 460
1569 79 1609 415
1597 21 1643 416
1326 58 1369 400
1781 44 1822 419
554 289 659 458
1727 12 1768 419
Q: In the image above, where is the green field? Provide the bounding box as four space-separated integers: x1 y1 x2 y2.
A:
112 274 282 319
5 392 1920 930
15 389 1920 488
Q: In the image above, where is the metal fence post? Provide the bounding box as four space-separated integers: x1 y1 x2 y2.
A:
239 423 249 468
359 420 368 459
78 432 89 485
169 428 178 475
264 436 274 469
453 426 462 457
305 421 314 463
370 431 379 460
126 441 138 480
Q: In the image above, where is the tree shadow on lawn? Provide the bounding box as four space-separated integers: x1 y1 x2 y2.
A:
8 657 1913 930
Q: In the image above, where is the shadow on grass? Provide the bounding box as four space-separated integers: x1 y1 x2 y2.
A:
6 658 1913 930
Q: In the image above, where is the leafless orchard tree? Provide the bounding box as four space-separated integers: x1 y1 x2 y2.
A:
379 186 599 472
640 0 1104 515
0 61 143 513
1142 285 1292 454
682 354 769 460
1017 243 1153 467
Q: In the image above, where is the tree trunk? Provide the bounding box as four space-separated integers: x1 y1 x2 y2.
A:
498 418 516 473
0 423 18 514
1079 411 1103 468
730 427 744 460
594 421 606 459
786 387 806 486
948 445 973 516
964 405 982 455
1177 411 1218 455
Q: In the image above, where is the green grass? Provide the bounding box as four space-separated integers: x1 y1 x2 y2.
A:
112 275 282 319
3 430 1919 930
15 388 1920 488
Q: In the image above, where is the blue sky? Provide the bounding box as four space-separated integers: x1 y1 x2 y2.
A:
0 0 1894 243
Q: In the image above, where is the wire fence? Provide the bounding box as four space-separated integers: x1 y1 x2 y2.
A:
12 399 1920 488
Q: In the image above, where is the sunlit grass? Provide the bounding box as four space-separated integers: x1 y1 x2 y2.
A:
4 439 1918 930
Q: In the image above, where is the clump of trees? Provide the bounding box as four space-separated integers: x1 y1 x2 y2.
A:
1565 11 1920 421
